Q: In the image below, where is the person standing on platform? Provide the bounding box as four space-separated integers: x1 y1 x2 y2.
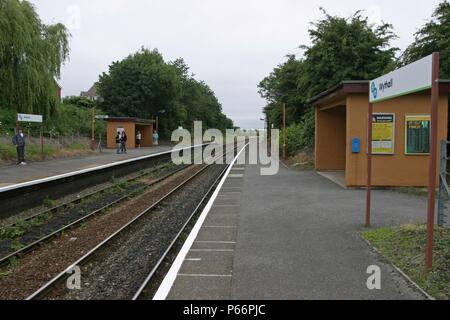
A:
116 132 121 154
153 131 159 146
121 131 128 154
12 129 26 165
136 131 142 149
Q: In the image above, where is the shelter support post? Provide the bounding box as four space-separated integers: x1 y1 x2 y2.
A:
366 103 373 228
425 52 440 270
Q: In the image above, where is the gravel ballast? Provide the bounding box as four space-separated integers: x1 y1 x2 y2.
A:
0 164 210 300
46 164 226 300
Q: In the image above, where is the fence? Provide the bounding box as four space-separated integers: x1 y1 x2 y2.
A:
437 140 449 227
1 132 93 150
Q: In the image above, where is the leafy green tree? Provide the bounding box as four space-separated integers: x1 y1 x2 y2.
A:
259 8 398 151
0 0 70 116
98 48 181 136
402 1 450 78
98 49 233 137
62 96 97 109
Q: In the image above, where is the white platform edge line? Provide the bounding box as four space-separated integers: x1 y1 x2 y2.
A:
152 144 248 301
0 144 209 193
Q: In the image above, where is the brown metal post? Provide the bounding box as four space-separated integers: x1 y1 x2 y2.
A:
366 103 374 228
268 119 272 156
91 108 96 150
40 125 44 160
16 113 19 134
283 104 287 160
425 52 440 270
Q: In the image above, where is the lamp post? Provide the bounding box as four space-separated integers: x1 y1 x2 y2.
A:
156 109 166 133
91 107 96 150
282 104 287 161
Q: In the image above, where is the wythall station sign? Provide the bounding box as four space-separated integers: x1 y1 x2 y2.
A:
366 53 440 270
16 113 45 159
370 55 433 103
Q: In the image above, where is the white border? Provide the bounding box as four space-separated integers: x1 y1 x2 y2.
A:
153 144 248 300
0 144 208 193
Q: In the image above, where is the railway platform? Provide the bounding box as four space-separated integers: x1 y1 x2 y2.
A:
0 146 173 188
156 162 430 300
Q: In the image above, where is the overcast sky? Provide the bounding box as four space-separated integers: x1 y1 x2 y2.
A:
31 0 442 129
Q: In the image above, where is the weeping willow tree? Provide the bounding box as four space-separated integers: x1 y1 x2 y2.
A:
0 0 70 117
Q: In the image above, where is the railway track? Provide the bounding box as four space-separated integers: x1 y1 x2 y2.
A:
0 162 191 267
25 145 245 300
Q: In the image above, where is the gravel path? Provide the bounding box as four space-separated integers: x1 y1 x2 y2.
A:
46 165 226 300
0 164 207 300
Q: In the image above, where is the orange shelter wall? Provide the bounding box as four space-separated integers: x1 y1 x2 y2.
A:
106 122 135 149
345 93 448 187
136 125 154 147
315 106 347 171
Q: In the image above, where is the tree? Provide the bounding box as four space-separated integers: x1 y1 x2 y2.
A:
62 96 97 109
97 48 181 136
259 8 398 150
0 0 70 116
98 48 233 137
401 1 450 78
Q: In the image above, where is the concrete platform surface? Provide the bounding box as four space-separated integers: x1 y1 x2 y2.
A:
166 165 245 300
0 146 173 188
163 163 430 300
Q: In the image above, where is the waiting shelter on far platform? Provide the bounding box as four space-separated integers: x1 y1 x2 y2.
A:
106 117 155 149
310 80 450 188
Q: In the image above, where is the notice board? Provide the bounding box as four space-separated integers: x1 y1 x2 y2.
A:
372 114 395 154
405 115 430 155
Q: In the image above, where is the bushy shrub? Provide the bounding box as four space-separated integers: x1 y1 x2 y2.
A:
284 110 315 157
62 96 97 109
0 107 17 135
0 103 106 138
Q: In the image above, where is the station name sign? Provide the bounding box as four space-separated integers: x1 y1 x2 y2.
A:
370 55 433 103
17 113 43 123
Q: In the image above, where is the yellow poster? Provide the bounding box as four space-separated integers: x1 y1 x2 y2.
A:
372 114 395 154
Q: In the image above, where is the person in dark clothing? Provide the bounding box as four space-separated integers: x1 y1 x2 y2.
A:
12 129 26 165
121 132 128 154
116 133 121 154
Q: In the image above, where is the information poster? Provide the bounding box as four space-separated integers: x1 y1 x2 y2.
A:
372 114 395 154
405 115 430 155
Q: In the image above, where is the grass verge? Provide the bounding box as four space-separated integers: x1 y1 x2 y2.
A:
362 224 450 300
0 142 95 165
284 151 315 171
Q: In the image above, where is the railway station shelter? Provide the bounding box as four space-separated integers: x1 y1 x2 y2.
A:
311 80 450 188
106 117 155 149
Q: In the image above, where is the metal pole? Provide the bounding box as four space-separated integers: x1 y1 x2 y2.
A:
41 125 44 160
437 140 447 227
366 102 374 228
268 119 272 156
91 108 96 150
283 104 287 160
156 116 159 133
425 52 440 270
16 113 19 134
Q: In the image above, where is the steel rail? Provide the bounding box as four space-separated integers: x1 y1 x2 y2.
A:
0 144 212 219
0 164 191 267
132 162 231 300
133 144 247 300
26 146 236 300
2 162 178 229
